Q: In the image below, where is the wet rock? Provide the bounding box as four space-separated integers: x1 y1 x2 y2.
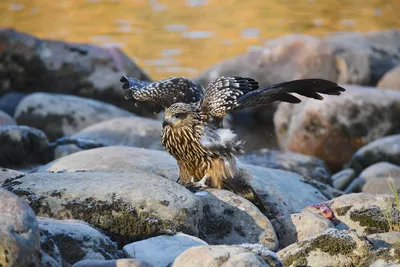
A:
54 116 163 158
271 212 334 249
123 233 207 267
3 170 200 247
0 91 26 116
332 168 356 190
303 193 398 235
0 28 151 113
274 85 400 170
0 168 24 186
378 66 400 90
347 134 400 173
38 146 178 180
0 125 51 167
14 92 134 141
238 148 331 184
172 244 283 267
0 188 40 266
0 110 16 126
39 146 327 218
71 259 154 267
276 228 370 267
195 189 278 251
38 217 121 266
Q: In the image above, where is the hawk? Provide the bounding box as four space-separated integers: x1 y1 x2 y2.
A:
121 76 345 213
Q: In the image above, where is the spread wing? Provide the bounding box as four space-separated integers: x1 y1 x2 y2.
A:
121 76 205 110
199 76 259 117
200 78 345 118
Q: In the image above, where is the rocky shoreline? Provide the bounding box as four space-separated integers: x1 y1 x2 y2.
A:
1 28 399 267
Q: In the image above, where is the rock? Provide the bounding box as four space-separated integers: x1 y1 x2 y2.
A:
274 85 400 170
238 148 331 184
14 92 135 141
0 91 26 116
40 146 327 218
0 188 40 266
365 232 400 266
0 125 51 167
0 110 16 126
123 233 207 267
276 228 370 267
3 170 200 247
301 179 344 200
0 168 24 186
0 28 151 114
332 168 356 190
378 66 400 90
347 134 400 173
195 189 278 251
38 146 178 181
172 244 283 267
271 212 334 249
54 116 163 158
303 193 397 235
71 259 154 267
346 162 400 193
38 217 121 266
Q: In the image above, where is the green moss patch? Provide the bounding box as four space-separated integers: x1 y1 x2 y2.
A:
349 206 390 234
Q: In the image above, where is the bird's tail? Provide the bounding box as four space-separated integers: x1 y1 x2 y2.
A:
223 168 267 215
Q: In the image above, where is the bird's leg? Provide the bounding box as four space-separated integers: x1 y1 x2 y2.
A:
192 175 210 189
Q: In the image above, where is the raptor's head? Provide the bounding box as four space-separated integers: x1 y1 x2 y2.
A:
163 103 200 128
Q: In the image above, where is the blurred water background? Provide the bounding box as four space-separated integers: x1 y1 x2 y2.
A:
1 0 399 80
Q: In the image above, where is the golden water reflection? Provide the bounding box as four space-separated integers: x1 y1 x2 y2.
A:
1 0 399 80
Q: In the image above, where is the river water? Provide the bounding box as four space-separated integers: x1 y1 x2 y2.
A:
1 0 399 79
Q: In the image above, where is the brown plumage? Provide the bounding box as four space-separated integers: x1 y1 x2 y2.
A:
122 76 345 213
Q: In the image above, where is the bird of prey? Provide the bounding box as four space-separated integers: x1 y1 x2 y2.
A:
121 76 345 213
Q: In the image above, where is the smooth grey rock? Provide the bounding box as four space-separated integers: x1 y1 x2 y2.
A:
348 135 400 173
332 168 356 190
54 116 163 158
271 212 334 249
3 171 200 247
0 28 151 114
196 189 278 251
0 91 26 116
277 228 370 267
378 66 400 90
0 110 16 126
14 92 134 140
0 188 40 266
0 125 51 167
362 177 400 194
38 217 120 266
238 148 331 184
172 244 283 267
71 259 154 267
274 85 400 170
0 168 24 186
123 233 207 267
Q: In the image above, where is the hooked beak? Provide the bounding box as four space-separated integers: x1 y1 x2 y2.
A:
162 118 171 128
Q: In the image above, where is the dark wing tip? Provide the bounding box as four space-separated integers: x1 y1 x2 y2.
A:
120 75 128 83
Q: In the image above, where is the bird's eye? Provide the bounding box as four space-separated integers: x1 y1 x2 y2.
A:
174 113 186 119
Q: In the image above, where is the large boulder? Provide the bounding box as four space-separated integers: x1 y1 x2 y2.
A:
0 125 51 167
0 110 16 126
195 30 400 87
238 148 331 184
3 171 201 247
347 134 400 173
276 228 370 267
54 116 163 158
14 92 134 141
38 146 327 218
38 217 121 266
377 66 400 90
274 86 400 170
0 28 151 113
172 244 283 267
195 189 278 251
0 188 40 266
0 91 26 116
123 233 207 267
0 168 24 186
